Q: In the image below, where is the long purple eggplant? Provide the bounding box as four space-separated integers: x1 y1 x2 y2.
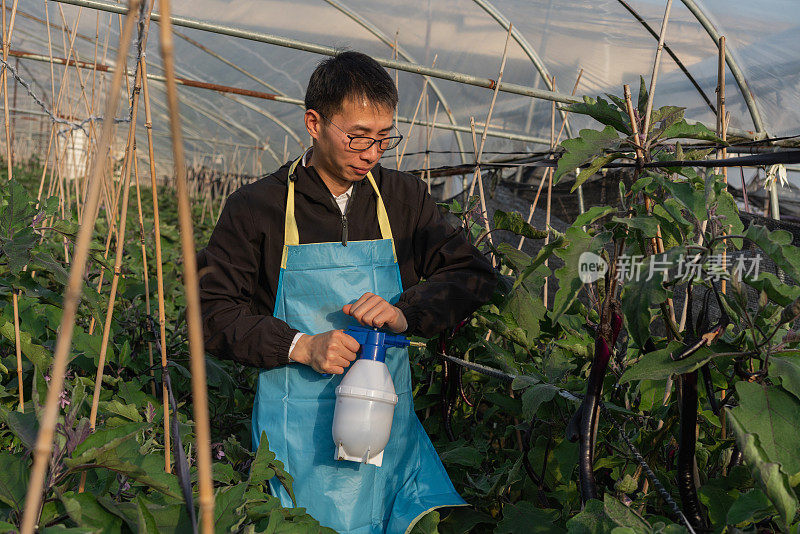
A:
677 370 706 530
577 307 623 503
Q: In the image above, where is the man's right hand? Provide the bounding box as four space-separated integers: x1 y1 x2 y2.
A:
290 330 360 374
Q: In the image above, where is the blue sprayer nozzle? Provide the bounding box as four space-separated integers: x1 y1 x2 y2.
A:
343 326 410 363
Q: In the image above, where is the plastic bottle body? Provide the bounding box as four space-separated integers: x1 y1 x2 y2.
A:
333 359 398 466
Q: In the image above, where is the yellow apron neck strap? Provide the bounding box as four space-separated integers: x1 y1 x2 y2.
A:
283 155 395 247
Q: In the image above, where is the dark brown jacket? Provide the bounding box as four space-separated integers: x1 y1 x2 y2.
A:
197 160 497 369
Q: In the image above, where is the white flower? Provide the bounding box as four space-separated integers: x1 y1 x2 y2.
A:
764 164 788 189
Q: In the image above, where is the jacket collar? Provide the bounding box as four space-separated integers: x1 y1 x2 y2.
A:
291 154 380 214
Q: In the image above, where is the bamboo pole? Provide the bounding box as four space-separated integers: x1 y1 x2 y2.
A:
19 3 140 531
543 75 555 309
516 69 583 252
397 54 437 169
641 0 673 140
85 5 152 494
141 58 171 472
158 0 214 529
717 36 727 295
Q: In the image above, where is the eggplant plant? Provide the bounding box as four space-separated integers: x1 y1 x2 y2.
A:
416 79 800 533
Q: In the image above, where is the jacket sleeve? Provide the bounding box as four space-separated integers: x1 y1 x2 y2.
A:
198 190 298 369
394 185 497 338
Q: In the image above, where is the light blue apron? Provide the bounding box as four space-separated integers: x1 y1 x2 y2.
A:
251 155 466 534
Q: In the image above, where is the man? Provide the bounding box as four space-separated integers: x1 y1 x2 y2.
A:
199 51 496 534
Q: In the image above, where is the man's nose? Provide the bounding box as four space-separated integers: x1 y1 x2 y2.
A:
360 142 380 163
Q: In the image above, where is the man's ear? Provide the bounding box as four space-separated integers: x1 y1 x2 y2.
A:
305 109 322 140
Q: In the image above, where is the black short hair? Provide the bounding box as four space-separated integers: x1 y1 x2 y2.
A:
305 51 398 118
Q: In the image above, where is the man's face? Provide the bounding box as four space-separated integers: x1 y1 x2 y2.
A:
305 97 395 186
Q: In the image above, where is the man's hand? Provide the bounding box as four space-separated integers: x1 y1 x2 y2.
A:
291 330 360 374
342 292 408 333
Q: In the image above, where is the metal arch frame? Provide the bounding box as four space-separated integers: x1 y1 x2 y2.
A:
321 0 468 165
679 0 765 133
471 0 574 140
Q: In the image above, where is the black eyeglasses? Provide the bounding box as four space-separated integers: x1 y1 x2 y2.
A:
318 112 403 152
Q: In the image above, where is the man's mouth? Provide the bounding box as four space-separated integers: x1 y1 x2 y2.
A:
350 165 370 175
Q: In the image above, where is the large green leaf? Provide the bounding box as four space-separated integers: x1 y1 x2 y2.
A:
555 126 622 184
771 354 800 402
60 492 123 534
495 503 563 534
0 320 50 369
727 400 799 530
214 484 247 533
501 284 546 344
440 446 484 468
572 206 616 229
657 119 723 143
572 153 626 193
730 381 800 480
619 342 726 384
744 225 800 284
250 431 295 506
551 227 601 323
603 494 650 534
565 96 631 135
0 451 28 511
566 498 616 534
521 383 559 419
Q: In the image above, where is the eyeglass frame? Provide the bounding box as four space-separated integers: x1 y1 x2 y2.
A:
316 111 403 152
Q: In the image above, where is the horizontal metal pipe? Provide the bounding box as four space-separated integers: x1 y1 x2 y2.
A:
12 47 552 145
52 0 581 105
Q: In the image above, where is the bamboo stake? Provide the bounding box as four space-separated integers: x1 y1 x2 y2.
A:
85 7 152 493
19 3 140 531
543 76 555 309
132 147 156 397
141 58 171 472
641 0 673 140
516 69 583 252
467 25 512 199
158 0 214 528
397 54 437 169
716 36 728 295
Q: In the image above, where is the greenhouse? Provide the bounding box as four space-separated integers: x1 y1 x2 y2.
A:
0 0 799 532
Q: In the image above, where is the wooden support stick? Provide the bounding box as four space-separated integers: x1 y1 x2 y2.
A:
158 1 215 530
642 0 673 141
19 3 140 531
717 36 728 295
141 58 171 472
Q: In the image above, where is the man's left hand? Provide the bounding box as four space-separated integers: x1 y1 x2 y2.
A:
343 292 408 333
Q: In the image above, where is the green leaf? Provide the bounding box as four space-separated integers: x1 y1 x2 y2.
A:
501 284 545 344
551 227 601 323
439 507 495 534
637 76 648 117
0 406 38 451
135 495 159 534
603 494 649 534
440 446 483 468
566 498 616 534
0 451 28 511
214 484 247 533
654 175 707 222
409 510 441 534
727 489 775 527
555 126 622 184
60 492 123 534
620 250 678 348
657 119 723 143
250 431 296 506
573 206 616 229
618 342 731 384
70 422 147 461
771 354 800 402
0 320 50 369
731 381 800 479
572 153 625 193
565 96 631 135
495 503 563 534
98 399 142 422
521 383 558 419
744 225 800 284
493 210 547 239
727 394 800 530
